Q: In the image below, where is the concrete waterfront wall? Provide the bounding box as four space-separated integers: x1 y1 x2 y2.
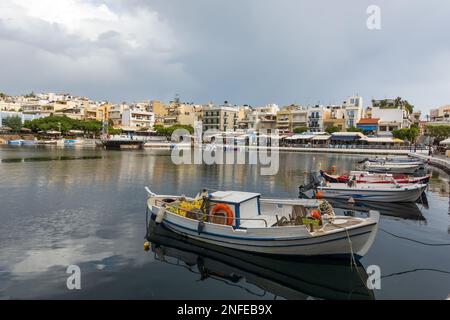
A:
410 153 450 174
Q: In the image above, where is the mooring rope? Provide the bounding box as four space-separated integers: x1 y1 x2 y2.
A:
380 228 450 246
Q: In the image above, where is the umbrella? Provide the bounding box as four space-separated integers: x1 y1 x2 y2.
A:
0 126 12 131
439 138 450 145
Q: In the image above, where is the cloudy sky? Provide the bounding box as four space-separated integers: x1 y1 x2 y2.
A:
0 0 449 112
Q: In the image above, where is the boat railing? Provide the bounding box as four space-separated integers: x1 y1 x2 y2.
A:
154 200 270 227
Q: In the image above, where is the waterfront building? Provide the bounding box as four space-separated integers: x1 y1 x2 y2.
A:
307 105 330 132
0 111 46 127
109 104 127 127
276 109 292 134
121 108 155 129
357 118 380 135
429 105 450 124
342 96 364 129
291 108 308 132
177 103 203 126
323 105 346 132
202 105 239 132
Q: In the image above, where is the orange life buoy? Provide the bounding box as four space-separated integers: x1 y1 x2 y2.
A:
211 204 234 226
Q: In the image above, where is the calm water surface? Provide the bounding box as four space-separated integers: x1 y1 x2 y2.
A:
0 146 449 300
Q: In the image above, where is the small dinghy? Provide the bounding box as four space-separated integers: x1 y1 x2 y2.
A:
320 170 430 184
145 188 379 259
312 182 427 203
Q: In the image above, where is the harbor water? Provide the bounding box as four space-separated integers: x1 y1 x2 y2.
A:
0 145 449 299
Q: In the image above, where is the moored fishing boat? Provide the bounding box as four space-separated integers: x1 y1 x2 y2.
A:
360 156 426 166
8 140 23 145
145 188 380 259
311 182 427 203
363 161 421 174
320 170 430 184
22 140 37 146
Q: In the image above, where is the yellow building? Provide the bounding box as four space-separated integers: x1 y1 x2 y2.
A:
151 100 169 117
276 109 293 133
84 103 112 122
177 104 202 126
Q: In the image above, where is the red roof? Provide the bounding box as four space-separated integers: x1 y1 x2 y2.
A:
358 118 380 125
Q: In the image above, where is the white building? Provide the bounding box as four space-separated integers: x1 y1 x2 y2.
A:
371 107 411 133
342 96 363 129
307 105 330 132
121 108 155 129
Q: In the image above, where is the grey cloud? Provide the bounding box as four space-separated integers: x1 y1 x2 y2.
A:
0 0 449 112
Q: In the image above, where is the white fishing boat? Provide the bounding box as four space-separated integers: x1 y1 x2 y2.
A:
361 157 425 166
320 170 430 184
145 188 380 259
314 182 427 202
363 161 421 174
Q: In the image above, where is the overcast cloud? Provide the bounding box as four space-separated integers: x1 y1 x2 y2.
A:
0 0 449 112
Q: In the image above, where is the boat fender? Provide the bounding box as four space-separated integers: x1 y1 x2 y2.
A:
310 209 322 220
315 191 324 199
155 207 166 224
198 220 205 235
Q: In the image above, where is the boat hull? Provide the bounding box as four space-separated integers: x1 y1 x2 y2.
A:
320 170 430 184
150 207 379 259
364 164 420 174
317 184 426 202
8 140 23 145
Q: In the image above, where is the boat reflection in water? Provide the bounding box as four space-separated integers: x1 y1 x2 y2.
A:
146 222 374 300
330 198 426 222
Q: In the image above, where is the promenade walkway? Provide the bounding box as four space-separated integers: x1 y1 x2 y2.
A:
409 152 450 174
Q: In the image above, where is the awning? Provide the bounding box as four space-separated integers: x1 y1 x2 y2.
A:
312 135 331 141
440 138 450 145
286 134 314 141
331 135 362 141
366 137 394 143
357 125 378 131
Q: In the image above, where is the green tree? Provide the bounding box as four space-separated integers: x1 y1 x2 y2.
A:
154 124 194 136
293 126 308 134
347 126 363 133
392 127 420 143
325 126 340 134
2 116 22 133
426 125 450 143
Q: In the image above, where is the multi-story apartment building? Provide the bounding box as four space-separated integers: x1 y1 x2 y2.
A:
276 109 292 134
109 104 127 127
307 105 330 132
342 96 363 129
177 104 203 126
429 105 450 124
121 108 155 129
202 105 239 132
323 105 346 131
291 108 308 131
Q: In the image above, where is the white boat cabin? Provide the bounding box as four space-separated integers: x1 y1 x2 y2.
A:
208 191 263 228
